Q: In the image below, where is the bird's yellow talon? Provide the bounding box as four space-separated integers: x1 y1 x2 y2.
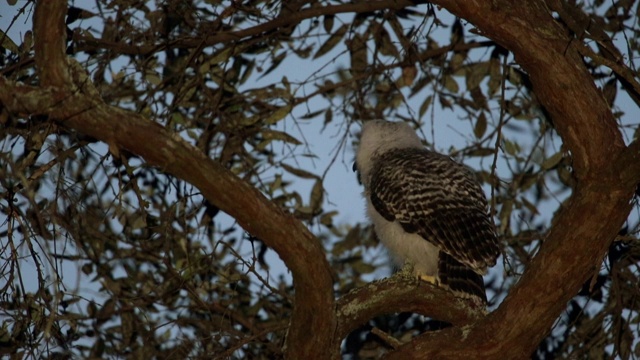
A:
419 274 438 285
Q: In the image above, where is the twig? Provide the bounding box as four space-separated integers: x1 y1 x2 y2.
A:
371 327 403 350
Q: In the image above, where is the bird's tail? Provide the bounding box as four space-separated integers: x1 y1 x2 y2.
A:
438 252 487 303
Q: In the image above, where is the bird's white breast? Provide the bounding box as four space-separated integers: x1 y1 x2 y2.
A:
366 197 440 276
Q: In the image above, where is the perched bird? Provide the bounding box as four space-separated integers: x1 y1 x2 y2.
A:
354 120 500 303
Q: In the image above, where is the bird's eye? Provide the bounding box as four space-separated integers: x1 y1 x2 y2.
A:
352 162 358 172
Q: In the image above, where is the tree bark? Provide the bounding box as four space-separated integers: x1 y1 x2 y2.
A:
383 1 638 358
28 2 338 359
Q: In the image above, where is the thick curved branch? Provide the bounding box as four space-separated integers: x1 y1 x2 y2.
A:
0 76 337 358
336 273 485 340
617 139 640 189
33 2 69 87
26 2 336 358
382 1 635 358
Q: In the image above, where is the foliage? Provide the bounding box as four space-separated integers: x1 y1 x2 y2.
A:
1 0 639 359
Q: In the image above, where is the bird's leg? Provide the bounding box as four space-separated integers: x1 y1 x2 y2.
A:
399 260 415 278
419 274 438 285
400 261 439 285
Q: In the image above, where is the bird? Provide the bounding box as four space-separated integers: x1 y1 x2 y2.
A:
354 120 500 303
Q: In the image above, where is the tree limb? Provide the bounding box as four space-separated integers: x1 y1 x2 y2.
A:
382 0 635 358
616 139 640 190
24 2 337 358
336 273 486 341
545 0 640 108
73 0 428 55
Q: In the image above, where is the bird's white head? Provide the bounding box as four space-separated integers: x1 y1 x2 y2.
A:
355 120 423 183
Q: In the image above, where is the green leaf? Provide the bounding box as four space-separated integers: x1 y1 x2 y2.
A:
332 225 362 256
281 163 319 179
468 148 494 157
309 179 324 212
487 57 502 95
145 71 162 86
352 261 376 275
349 33 368 74
261 129 302 145
264 104 292 125
557 165 575 187
439 95 453 109
0 29 19 53
324 108 333 127
442 75 459 93
503 139 520 155
466 61 489 91
262 51 287 76
418 95 433 118
602 78 617 106
314 24 348 59
376 27 400 59
323 14 335 33
541 151 563 170
300 109 324 119
520 197 539 215
130 215 147 230
474 112 488 139
450 52 466 72
507 67 523 85
320 210 338 227
499 198 514 227
199 47 232 73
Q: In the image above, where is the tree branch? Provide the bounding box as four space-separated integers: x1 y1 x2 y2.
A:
616 139 640 190
382 0 635 358
24 2 337 358
545 0 640 108
0 75 337 358
73 0 427 55
336 273 485 341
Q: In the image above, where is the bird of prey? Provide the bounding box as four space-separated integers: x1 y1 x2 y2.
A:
354 120 500 303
